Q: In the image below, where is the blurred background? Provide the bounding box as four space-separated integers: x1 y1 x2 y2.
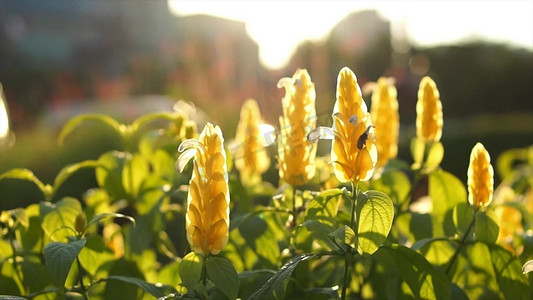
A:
0 0 532 207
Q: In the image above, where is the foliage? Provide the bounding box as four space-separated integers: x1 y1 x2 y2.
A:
1 72 532 300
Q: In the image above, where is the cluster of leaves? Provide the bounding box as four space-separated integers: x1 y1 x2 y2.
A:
1 110 532 299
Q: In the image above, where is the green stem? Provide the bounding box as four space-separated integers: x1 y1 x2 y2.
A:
76 257 89 300
202 255 207 287
342 181 359 300
445 212 476 276
292 187 298 228
9 236 26 295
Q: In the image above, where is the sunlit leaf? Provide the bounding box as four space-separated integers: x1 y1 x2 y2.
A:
452 202 475 237
410 137 426 168
370 170 411 206
429 170 466 235
356 190 394 255
40 197 82 242
496 148 528 180
44 239 86 287
474 210 499 243
78 235 116 275
179 252 203 291
329 225 356 249
206 256 239 300
486 244 529 299
130 111 178 134
58 114 122 146
304 188 343 226
122 154 149 197
297 220 340 251
95 151 129 200
425 141 444 170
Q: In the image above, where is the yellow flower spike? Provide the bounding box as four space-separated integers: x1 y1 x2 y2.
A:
234 99 270 177
331 67 377 184
177 122 230 255
416 76 443 142
467 143 494 209
371 77 399 168
277 68 317 186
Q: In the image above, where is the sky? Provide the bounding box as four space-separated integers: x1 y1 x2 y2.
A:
168 0 533 69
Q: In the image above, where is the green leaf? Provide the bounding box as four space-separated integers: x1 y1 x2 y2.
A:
496 148 528 180
44 239 86 287
122 153 149 197
238 270 277 300
206 256 239 300
356 190 394 255
95 151 129 199
304 188 343 226
474 210 499 243
329 225 356 249
297 220 340 251
40 197 82 241
130 111 178 133
51 160 102 201
374 245 450 299
425 141 444 170
103 258 145 299
58 114 122 146
248 253 317 300
452 202 475 237
429 170 466 235
86 212 135 230
410 137 426 168
179 252 204 291
0 168 51 198
105 275 177 298
411 237 451 251
523 260 533 274
77 235 116 275
370 170 411 206
487 244 530 300
20 261 54 294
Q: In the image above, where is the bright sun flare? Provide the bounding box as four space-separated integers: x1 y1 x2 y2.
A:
169 1 532 69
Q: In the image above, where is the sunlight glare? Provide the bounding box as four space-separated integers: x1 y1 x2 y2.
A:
168 0 533 69
0 84 9 140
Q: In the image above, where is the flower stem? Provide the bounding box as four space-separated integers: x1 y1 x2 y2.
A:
445 212 476 276
342 181 359 300
76 257 89 300
202 255 207 287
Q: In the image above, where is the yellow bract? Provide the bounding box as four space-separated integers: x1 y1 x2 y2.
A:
234 99 270 176
332 67 377 184
371 77 399 168
277 69 317 186
416 76 443 142
179 123 230 255
467 143 494 209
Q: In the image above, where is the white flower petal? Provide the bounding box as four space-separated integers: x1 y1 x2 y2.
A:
307 127 335 143
277 77 295 89
178 139 205 153
258 123 277 146
176 148 197 173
